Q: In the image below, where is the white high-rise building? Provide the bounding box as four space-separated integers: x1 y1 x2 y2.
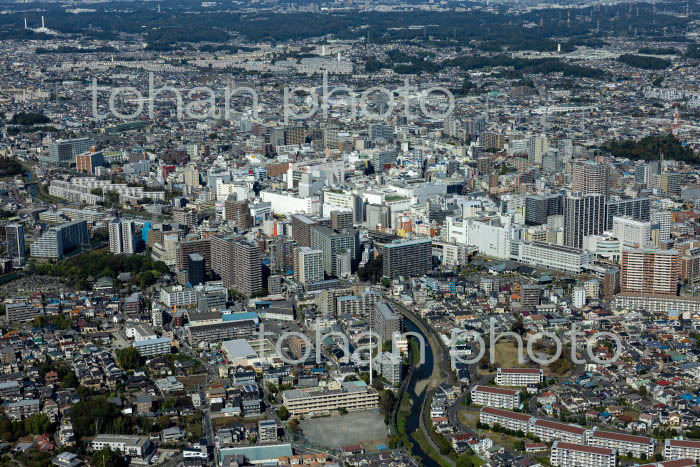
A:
612 216 651 248
572 287 586 308
297 247 324 284
109 218 136 254
651 210 671 243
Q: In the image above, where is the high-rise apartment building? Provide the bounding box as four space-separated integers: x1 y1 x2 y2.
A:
621 249 679 296
525 194 563 226
43 137 96 166
563 193 605 249
297 247 324 285
382 238 432 279
371 302 403 342
30 220 89 260
571 161 611 197
224 198 253 230
604 197 650 230
108 218 136 254
311 226 359 276
330 210 353 231
232 240 262 297
5 224 25 259
291 214 317 247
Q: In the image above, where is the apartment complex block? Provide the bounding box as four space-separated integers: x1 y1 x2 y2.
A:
479 407 533 433
495 368 543 386
470 385 521 410
587 428 655 459
551 441 616 467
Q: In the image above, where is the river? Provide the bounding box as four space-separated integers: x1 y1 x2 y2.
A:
403 320 441 467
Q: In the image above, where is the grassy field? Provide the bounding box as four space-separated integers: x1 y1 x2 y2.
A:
478 340 572 377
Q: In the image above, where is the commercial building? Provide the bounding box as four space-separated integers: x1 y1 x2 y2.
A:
109 218 136 254
470 385 520 410
621 249 679 296
496 368 543 386
512 241 592 274
382 238 432 279
187 253 206 286
132 337 171 357
664 439 700 462
564 193 605 249
160 285 198 307
479 407 533 433
529 419 588 444
613 217 652 248
90 435 151 459
550 441 616 467
281 381 379 416
587 428 655 459
6 224 25 259
331 210 353 230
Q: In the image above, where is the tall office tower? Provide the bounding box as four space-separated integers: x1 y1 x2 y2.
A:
527 135 549 164
371 302 403 342
525 194 563 226
108 218 136 254
604 198 651 230
563 193 606 249
187 253 206 286
5 224 25 259
382 238 433 279
651 210 672 243
571 161 611 197
232 240 262 297
291 214 317 247
366 204 391 230
297 247 324 284
43 137 96 165
612 216 652 248
621 249 679 296
311 226 359 276
330 210 353 231
224 197 252 230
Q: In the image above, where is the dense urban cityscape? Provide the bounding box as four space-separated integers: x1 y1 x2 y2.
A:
0 0 700 467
